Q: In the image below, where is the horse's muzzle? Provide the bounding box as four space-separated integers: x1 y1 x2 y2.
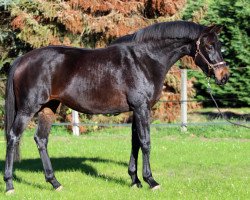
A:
214 66 230 85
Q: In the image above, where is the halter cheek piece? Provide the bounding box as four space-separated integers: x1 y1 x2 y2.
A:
194 36 226 76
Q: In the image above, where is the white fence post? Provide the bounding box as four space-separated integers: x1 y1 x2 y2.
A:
72 110 80 136
181 69 187 132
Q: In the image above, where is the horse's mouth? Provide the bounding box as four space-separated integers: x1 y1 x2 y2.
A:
215 74 229 85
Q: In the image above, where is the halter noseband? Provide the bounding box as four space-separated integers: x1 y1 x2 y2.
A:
194 36 226 75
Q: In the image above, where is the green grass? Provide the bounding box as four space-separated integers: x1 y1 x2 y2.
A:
0 126 250 199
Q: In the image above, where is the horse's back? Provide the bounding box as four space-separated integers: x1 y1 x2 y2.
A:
55 46 131 114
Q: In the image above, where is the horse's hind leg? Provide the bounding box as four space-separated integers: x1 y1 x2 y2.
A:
34 103 62 191
4 112 33 194
128 116 142 188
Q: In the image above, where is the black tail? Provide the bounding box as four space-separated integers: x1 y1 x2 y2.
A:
5 57 21 162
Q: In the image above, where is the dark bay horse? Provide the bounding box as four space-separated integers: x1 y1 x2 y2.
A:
4 21 229 194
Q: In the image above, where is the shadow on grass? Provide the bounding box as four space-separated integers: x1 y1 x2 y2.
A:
193 111 250 121
0 157 129 191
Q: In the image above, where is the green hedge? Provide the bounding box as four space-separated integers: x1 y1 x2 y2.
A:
183 0 250 107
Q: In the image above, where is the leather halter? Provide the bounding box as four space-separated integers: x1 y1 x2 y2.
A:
194 36 226 75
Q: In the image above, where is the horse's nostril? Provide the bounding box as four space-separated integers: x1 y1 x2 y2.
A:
221 76 228 84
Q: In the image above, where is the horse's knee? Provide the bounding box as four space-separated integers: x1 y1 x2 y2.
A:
140 141 151 154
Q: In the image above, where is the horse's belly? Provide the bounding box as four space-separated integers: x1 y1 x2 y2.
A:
81 94 129 114
61 89 130 115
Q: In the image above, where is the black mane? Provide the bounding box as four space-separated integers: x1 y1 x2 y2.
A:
111 21 205 45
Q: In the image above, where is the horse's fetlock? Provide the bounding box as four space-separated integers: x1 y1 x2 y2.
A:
45 174 55 182
128 170 136 176
143 175 152 182
4 175 12 182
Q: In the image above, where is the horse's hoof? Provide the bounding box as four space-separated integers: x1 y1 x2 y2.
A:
151 184 161 191
131 182 142 188
6 189 15 195
55 186 63 192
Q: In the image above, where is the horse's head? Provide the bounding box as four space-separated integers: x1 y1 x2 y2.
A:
194 25 229 85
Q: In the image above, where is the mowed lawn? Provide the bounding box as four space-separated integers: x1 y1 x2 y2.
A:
0 126 249 199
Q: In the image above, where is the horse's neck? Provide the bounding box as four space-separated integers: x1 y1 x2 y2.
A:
147 39 193 70
131 39 194 75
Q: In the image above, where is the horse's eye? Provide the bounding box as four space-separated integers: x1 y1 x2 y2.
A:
205 44 213 50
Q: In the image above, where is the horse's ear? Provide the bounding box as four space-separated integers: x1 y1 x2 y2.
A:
203 25 223 34
211 25 223 34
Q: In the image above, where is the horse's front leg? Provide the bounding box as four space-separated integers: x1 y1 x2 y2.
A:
133 104 160 189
